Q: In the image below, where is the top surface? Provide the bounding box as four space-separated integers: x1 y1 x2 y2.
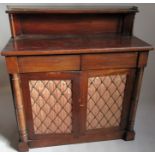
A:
1 34 153 56
6 5 138 14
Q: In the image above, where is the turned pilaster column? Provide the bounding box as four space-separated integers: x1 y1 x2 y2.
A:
12 74 29 151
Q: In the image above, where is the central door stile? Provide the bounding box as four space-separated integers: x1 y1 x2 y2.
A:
71 71 81 138
79 71 88 135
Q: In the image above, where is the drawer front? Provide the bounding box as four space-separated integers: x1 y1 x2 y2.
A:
81 53 138 70
18 55 80 73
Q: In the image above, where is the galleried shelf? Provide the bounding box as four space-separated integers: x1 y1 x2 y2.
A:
1 5 153 151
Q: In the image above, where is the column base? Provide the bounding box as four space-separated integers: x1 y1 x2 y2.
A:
18 141 29 152
123 130 135 141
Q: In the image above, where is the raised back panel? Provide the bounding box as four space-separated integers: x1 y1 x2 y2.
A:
10 13 123 37
7 6 138 37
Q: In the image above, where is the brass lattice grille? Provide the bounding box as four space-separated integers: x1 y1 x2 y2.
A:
86 74 127 130
29 80 72 134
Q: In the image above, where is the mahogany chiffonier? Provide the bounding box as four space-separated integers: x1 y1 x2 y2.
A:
1 5 153 151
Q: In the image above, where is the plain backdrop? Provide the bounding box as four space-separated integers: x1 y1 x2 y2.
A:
0 3 155 152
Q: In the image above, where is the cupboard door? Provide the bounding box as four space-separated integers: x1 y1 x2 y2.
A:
80 69 135 134
20 72 80 139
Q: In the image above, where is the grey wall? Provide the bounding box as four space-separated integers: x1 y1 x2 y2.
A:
133 4 155 102
0 4 11 88
0 3 155 102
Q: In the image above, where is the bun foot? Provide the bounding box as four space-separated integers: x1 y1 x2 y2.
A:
18 142 29 152
123 130 135 141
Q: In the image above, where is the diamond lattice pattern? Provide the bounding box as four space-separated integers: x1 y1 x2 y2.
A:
86 74 127 130
29 80 72 134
